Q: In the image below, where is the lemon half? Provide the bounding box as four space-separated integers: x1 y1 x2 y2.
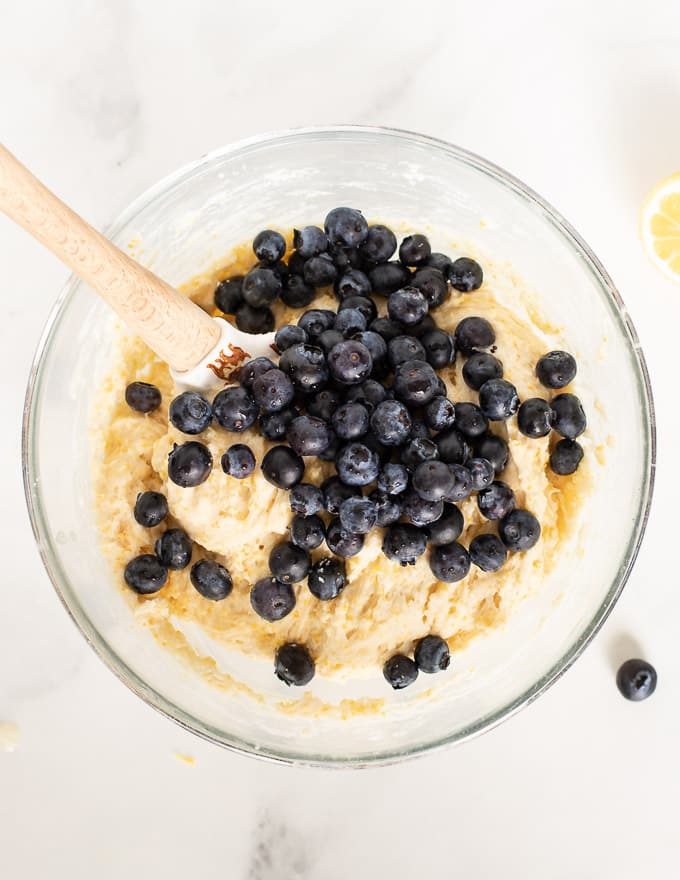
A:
641 172 680 283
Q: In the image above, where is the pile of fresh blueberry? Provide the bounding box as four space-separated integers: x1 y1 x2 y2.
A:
122 207 587 690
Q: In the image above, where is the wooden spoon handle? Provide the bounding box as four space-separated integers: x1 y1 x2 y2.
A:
0 144 220 372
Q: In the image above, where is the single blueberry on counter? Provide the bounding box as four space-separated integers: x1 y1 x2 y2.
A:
469 533 508 572
269 541 311 584
368 261 411 296
462 352 503 391
235 303 275 334
536 350 577 389
421 329 455 368
410 267 449 308
275 643 315 686
414 635 451 673
499 509 541 552
377 462 409 496
125 381 161 413
241 266 282 308
155 528 192 570
124 554 168 595
399 233 431 266
169 391 213 435
382 523 428 565
287 415 332 456
388 287 429 326
214 276 243 314
168 441 213 487
388 334 426 367
383 654 419 689
190 559 233 601
298 308 335 339
250 577 296 622
261 445 305 489
338 496 377 534
325 518 365 557
221 443 256 479
401 488 444 527
324 207 369 248
335 442 380 487
478 378 520 421
549 438 584 475
616 659 657 701
335 268 372 300
453 402 488 438
427 504 464 546
474 433 509 475
551 393 587 439
293 225 328 258
328 339 373 385
455 316 495 355
134 491 168 528
517 398 553 438
477 481 516 520
393 359 439 407
412 460 455 502
332 402 370 440
429 540 471 583
303 253 338 287
252 369 294 413
212 386 259 432
253 229 286 264
466 457 496 491
281 274 315 308
275 324 308 353
239 357 276 391
360 224 397 264
279 343 329 393
308 557 346 601
290 483 324 517
370 400 412 446
448 257 483 292
290 514 326 551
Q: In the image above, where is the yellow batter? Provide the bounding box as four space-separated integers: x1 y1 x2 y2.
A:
91 238 591 684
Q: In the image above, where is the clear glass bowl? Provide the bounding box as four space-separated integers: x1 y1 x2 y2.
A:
22 126 655 766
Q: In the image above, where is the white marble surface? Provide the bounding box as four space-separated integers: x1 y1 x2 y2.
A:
2 1 680 876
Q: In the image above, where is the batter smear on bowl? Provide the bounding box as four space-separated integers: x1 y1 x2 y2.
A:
91 208 591 696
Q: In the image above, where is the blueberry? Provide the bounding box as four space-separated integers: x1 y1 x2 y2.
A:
377 463 409 496
124 554 168 594
451 402 486 439
281 274 315 308
499 509 541 552
477 481 515 520
269 541 311 584
326 518 365 557
412 460 455 502
368 261 411 296
335 269 372 299
214 276 243 314
455 317 495 355
388 335 426 367
344 378 387 410
474 433 509 475
287 251 306 276
275 643 315 686
550 438 584 475
479 379 520 421
328 340 373 385
409 420 431 440
518 398 553 438
308 557 346 600
275 324 307 352
402 487 444 526
298 309 335 339
466 457 496 491
448 257 483 292
134 491 168 528
469 533 507 572
125 381 161 413
264 258 288 281
427 504 464 546
425 396 456 432
398 233 430 266
250 577 296 621
429 539 471 582
370 400 412 446
425 252 453 274
190 559 233 601
303 253 337 287
293 226 328 258
361 224 397 263
415 635 451 672
239 357 276 391
462 352 503 391
212 387 259 432
339 496 377 534
370 316 403 342
168 441 213 487
382 523 428 565
307 388 341 422
352 331 387 371
551 393 586 439
536 350 577 389
287 415 332 456
401 437 439 470
289 483 324 516
435 428 470 465
393 359 439 406
317 329 345 355
328 243 362 270
335 442 380 487
408 314 437 339
332 402 370 440
369 490 402 526
383 654 418 689
361 431 391 465
322 476 360 513
334 307 367 337
338 294 377 323
221 443 255 478
251 369 294 413
446 463 472 502
421 330 455 370
279 343 329 393
235 303 275 334
259 407 296 441
253 229 286 263
616 659 657 701
410 267 449 308
242 266 282 307
290 514 325 551
261 445 305 489
324 207 369 247
388 287 429 326
155 528 192 570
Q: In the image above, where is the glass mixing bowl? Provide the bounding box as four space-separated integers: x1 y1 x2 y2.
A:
22 126 655 766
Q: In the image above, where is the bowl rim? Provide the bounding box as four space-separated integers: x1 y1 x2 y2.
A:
22 124 656 768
